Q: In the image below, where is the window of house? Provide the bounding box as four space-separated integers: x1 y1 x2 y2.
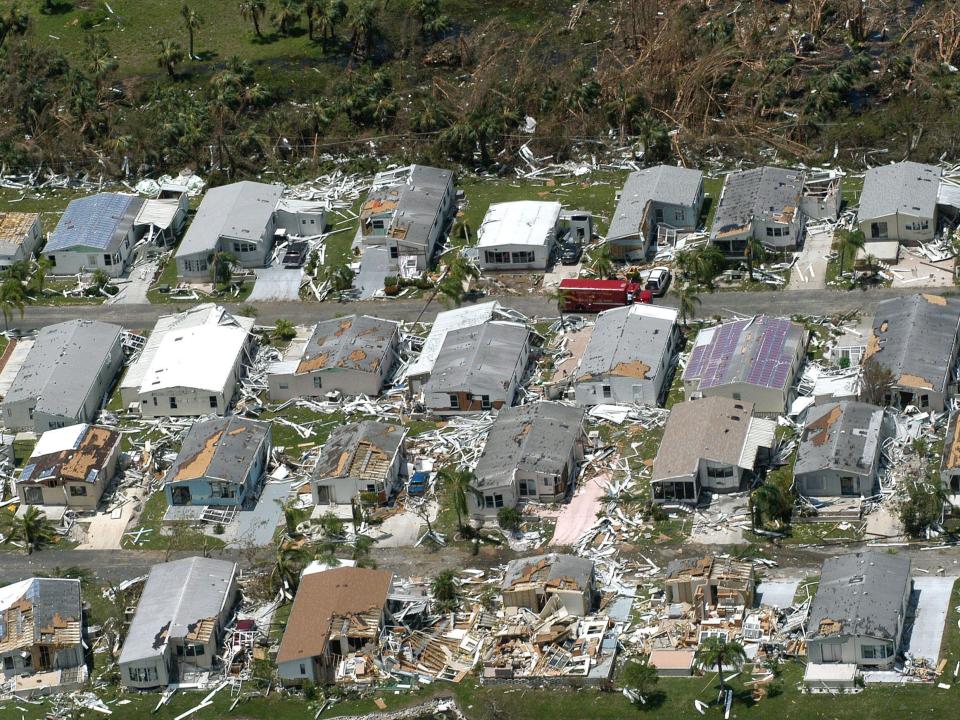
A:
449 394 460 409
69 485 87 497
675 209 684 222
766 227 773 237
278 383 289 390
28 407 34 419
313 376 322 389
232 241 257 254
480 395 491 410
919 394 929 408
862 645 880 659
519 480 535 496
209 396 218 408
124 237 130 249
372 220 385 230
870 221 888 239
511 251 534 264
366 484 376 493
706 466 734 479
169 397 178 409
390 246 399 259
3 656 13 670
494 494 504 508
299 663 306 675
602 385 612 399
152 396 158 406
48 255 56 267
128 666 158 682
103 254 113 266
184 644 205 657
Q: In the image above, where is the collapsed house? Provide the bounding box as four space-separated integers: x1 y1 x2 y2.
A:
422 321 530 415
354 165 456 273
501 554 596 617
118 557 239 689
135 183 190 246
119 304 255 417
806 551 911 671
164 417 272 519
44 193 145 277
651 397 775 504
2 320 124 433
857 161 942 258
0 212 42 268
267 315 399 402
710 167 805 255
683 315 808 415
0 578 85 696
663 556 755 624
940 412 960 493
476 201 562 271
312 421 407 507
469 401 586 517
573 304 680 407
276 567 393 686
175 181 325 278
794 401 888 498
16 424 121 510
863 294 960 412
606 165 705 258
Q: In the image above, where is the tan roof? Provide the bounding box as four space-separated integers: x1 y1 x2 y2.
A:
276 567 392 665
0 212 38 244
652 397 754 481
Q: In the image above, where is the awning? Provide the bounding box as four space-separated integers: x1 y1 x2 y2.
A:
738 417 777 470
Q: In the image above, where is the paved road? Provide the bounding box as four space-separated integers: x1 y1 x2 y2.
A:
14 285 950 331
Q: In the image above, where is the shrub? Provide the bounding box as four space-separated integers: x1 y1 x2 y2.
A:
497 506 522 531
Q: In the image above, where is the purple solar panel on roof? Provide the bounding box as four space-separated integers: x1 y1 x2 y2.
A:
691 315 797 391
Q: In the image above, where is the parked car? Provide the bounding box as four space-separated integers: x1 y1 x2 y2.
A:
560 243 583 265
282 240 308 268
639 267 671 297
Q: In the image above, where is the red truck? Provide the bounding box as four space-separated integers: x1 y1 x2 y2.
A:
557 278 651 313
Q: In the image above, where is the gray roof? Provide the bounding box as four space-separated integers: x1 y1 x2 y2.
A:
362 165 453 251
607 165 703 241
808 551 911 641
4 320 122 420
710 167 803 238
166 417 270 486
0 578 82 647
177 181 282 258
474 402 584 489
866 294 960 395
46 193 143 253
652 397 755 481
295 315 398 375
858 161 941 221
119 557 237 665
795 402 885 478
314 420 406 481
576 304 677 383
424 322 529 396
502 553 594 592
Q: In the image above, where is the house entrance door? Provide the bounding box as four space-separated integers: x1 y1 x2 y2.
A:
840 477 856 496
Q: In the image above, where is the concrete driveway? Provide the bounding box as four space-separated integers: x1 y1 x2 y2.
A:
788 229 832 290
903 576 957 665
106 259 158 305
549 473 607 546
543 261 581 289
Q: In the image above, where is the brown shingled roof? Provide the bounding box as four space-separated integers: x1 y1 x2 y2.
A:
276 567 392 665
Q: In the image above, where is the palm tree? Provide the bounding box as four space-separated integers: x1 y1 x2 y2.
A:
440 467 475 530
209 250 237 287
239 0 267 37
621 659 659 704
0 3 29 50
90 268 110 289
413 0 449 38
676 283 701 326
352 534 375 567
272 318 296 341
1 506 56 554
272 0 303 36
695 636 747 693
0 276 26 331
348 0 378 57
304 0 321 40
271 543 310 594
436 251 479 308
751 482 794 530
27 257 51 295
85 35 117 94
180 4 203 60
590 243 615 279
430 569 459 612
315 0 347 48
156 39 185 78
743 236 766 281
4 260 30 283
691 244 725 289
836 227 866 277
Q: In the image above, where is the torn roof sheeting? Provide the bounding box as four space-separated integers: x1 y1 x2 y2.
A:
474 401 584 490
313 420 405 481
477 201 561 248
166 416 270 485
0 577 82 652
19 424 119 486
858 161 941 221
684 315 805 391
795 401 885 478
293 314 398 375
123 304 254 395
424 322 529 396
652 397 763 481
502 553 593 592
607 165 703 242
864 294 960 394
710 167 803 239
807 550 911 641
119 557 236 665
576 304 678 382
46 193 143 252
361 165 453 250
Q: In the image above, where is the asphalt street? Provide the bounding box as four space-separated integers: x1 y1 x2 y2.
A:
13 285 950 331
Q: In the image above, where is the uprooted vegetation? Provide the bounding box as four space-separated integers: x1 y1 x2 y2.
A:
2 1 960 180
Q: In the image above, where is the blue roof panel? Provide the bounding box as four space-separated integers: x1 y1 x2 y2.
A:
46 193 138 252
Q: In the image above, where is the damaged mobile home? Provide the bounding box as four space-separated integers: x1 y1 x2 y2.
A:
311 420 407 507
0 211 42 268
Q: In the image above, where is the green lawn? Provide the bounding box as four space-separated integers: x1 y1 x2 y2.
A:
120 489 226 551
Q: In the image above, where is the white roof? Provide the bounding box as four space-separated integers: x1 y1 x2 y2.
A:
738 417 777 470
135 198 180 231
621 303 679 323
477 201 561 249
406 301 501 380
31 423 88 458
0 579 34 612
123 304 254 396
